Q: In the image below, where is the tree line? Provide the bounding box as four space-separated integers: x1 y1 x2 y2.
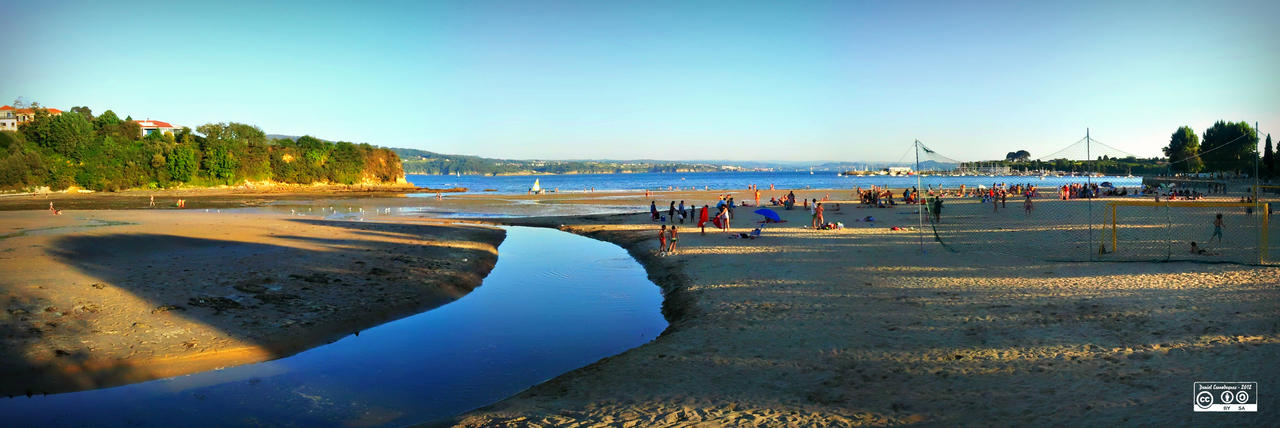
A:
1164 120 1274 177
0 105 403 191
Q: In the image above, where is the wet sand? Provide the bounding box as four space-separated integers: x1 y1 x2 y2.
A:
0 209 504 396
440 196 1279 426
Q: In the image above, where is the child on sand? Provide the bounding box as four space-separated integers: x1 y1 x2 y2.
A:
1024 194 1033 215
658 225 668 255
668 226 679 254
1209 213 1223 244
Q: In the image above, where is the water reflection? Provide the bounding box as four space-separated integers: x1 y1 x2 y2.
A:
1 226 667 427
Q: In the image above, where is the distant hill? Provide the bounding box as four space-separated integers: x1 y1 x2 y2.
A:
390 148 722 175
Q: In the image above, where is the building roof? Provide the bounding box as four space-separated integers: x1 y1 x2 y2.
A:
136 120 176 128
0 105 63 115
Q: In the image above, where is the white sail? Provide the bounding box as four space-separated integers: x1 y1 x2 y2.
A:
530 179 541 192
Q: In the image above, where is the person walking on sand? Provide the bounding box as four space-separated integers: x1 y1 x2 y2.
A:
149 194 156 208
814 202 825 229
1209 213 1224 244
809 199 817 227
668 226 679 254
699 204 710 235
658 224 668 255
930 196 943 224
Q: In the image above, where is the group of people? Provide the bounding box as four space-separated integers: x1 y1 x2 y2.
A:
649 197 732 235
657 224 679 255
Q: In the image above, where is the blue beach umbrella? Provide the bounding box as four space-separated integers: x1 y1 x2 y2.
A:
753 207 781 222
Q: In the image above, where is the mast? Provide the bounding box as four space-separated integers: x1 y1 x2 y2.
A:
1087 128 1093 260
916 139 924 253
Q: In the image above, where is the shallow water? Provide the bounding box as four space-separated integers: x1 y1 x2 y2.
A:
0 226 667 427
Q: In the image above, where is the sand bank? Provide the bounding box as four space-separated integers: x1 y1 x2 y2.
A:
0 209 504 396
443 197 1279 426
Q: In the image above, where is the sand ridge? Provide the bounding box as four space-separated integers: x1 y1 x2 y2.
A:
0 209 505 396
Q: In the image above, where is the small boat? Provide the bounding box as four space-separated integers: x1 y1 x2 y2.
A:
529 179 543 194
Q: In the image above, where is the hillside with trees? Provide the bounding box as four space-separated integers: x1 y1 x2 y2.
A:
393 148 721 175
0 105 403 192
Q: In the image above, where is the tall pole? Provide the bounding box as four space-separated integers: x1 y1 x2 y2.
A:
916 140 924 253
1087 128 1093 261
1256 121 1262 201
1257 121 1263 264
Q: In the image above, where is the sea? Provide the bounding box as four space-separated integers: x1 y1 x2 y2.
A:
406 171 1144 195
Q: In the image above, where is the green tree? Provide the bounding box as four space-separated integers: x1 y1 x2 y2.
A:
168 144 198 182
1163 126 1203 173
19 108 55 147
47 112 95 156
1264 134 1274 177
94 110 122 129
203 143 238 183
1200 121 1258 173
70 106 93 121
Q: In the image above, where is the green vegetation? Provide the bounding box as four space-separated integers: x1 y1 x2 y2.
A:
966 156 1168 176
1163 126 1203 173
1162 121 1261 175
0 106 403 191
393 148 720 175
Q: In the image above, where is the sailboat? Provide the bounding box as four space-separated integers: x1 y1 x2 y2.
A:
529 179 542 194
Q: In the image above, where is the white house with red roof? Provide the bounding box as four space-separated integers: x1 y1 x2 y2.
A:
135 119 182 137
1 105 63 131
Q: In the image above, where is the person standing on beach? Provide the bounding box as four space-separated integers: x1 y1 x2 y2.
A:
668 201 676 223
668 226 679 254
699 204 710 235
678 200 686 224
1024 193 1033 215
658 224 668 255
727 197 735 219
716 204 730 230
754 189 761 207
650 201 659 222
1209 213 1224 244
1000 190 1007 208
814 202 825 229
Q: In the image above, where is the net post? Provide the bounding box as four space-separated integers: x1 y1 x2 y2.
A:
1111 202 1117 252
1263 203 1270 265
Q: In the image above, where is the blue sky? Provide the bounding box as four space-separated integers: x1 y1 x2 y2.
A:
4 1 1277 162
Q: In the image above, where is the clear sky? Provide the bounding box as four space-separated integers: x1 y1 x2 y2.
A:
4 0 1278 162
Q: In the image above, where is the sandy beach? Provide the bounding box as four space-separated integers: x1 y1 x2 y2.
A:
0 209 504 396
437 192 1280 426
3 188 1276 425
